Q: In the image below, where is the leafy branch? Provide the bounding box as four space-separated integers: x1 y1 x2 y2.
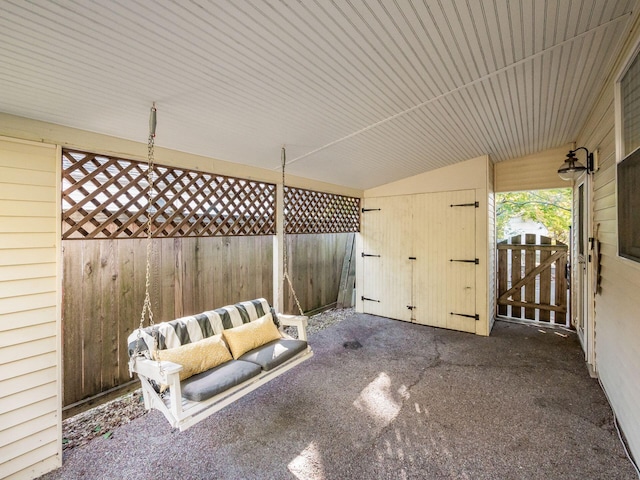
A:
496 189 572 243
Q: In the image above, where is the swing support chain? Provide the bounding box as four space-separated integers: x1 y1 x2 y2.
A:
130 103 161 376
280 147 305 316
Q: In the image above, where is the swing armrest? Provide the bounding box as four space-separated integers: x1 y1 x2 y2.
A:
131 358 183 384
278 314 309 341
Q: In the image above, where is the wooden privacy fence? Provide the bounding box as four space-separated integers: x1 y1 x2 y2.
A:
62 232 354 410
284 233 353 314
497 234 568 325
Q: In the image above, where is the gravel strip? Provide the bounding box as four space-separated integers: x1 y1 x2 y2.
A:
62 307 354 451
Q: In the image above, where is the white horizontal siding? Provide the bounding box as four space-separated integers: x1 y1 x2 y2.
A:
494 143 574 192
0 292 57 316
0 322 57 347
1 367 58 399
1 435 58 480
0 137 61 480
576 12 640 461
0 336 57 365
0 263 57 282
0 307 57 331
0 412 57 450
0 352 58 385
0 382 57 417
0 249 59 267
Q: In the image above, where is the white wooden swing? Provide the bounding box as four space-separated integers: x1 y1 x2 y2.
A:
128 105 312 431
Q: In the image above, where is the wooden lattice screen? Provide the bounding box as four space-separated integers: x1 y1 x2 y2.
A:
62 150 276 239
284 186 360 234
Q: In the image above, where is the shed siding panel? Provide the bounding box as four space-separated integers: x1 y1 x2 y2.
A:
487 158 496 331
0 138 61 480
494 144 573 192
576 19 640 461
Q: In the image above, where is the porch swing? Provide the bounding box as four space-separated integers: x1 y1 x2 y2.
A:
127 105 313 431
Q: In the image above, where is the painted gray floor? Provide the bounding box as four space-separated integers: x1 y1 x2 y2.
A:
41 314 636 479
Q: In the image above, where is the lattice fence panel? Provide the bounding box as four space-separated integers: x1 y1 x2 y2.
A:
284 186 360 234
62 150 276 239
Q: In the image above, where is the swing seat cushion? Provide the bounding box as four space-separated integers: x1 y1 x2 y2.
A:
239 338 308 371
181 360 262 402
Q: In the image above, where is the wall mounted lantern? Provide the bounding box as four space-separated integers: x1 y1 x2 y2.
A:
557 147 595 181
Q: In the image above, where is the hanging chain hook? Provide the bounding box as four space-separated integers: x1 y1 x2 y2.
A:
280 146 304 316
131 103 160 375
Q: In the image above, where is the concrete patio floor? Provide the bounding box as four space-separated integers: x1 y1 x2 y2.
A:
40 314 636 479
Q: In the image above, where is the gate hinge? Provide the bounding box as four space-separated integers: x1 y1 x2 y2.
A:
450 312 480 321
407 305 416 310
450 201 479 208
361 208 381 213
362 252 381 258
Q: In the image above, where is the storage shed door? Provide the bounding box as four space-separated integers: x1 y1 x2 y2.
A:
361 190 477 333
360 195 412 322
413 190 477 333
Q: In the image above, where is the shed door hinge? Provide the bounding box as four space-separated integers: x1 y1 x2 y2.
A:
450 201 479 208
361 296 380 303
407 305 416 310
362 252 381 258
362 208 381 212
450 312 480 321
450 258 479 264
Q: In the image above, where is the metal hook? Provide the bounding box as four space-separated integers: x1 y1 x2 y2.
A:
149 102 157 138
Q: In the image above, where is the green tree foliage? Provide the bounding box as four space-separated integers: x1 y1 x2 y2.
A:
496 189 572 244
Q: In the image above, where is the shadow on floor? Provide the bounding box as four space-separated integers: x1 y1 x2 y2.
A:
41 315 636 480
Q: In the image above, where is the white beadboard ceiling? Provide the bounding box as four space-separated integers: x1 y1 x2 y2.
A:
0 0 636 190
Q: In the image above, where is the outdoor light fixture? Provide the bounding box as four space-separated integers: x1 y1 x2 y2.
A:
557 147 595 181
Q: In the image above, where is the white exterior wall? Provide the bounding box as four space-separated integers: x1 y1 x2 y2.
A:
494 144 574 193
576 12 640 461
359 155 494 336
0 138 61 479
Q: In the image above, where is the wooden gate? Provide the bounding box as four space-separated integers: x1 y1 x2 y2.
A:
497 234 569 325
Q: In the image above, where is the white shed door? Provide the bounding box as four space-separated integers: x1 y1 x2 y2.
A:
413 190 477 333
360 196 412 321
361 190 477 333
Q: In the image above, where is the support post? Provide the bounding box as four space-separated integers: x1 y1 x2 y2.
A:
273 182 284 312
